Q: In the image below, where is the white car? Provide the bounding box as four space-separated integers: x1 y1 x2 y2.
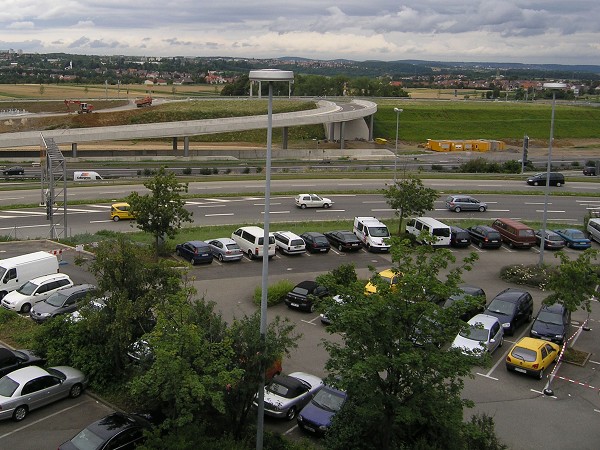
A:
295 194 333 209
1 273 73 313
450 313 504 357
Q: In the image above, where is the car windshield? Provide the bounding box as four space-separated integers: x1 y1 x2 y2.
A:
519 229 535 237
368 226 390 238
16 281 39 296
536 310 563 325
266 380 294 398
0 375 19 397
511 346 537 362
459 325 489 342
68 427 106 450
311 388 345 412
45 291 68 307
486 299 515 316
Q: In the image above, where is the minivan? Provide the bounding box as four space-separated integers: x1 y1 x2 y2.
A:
273 231 306 255
353 217 391 252
231 226 276 260
1 273 73 313
526 172 565 187
491 218 536 249
405 217 451 246
587 218 600 244
110 203 135 222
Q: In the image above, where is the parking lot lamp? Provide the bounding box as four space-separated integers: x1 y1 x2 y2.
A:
538 83 566 266
393 108 403 182
248 68 294 450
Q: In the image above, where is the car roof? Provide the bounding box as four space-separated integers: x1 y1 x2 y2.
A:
302 231 325 237
112 202 130 207
27 273 71 284
493 288 529 302
3 365 48 383
468 314 499 328
451 225 468 232
515 337 557 351
539 303 566 314
186 240 210 247
378 269 398 278
209 237 236 243
53 284 96 296
83 412 150 440
271 374 306 391
275 230 301 238
294 280 319 289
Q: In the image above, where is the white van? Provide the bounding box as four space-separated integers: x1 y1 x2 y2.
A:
231 226 276 260
74 171 103 181
587 218 600 243
0 251 59 299
353 217 391 252
406 217 451 246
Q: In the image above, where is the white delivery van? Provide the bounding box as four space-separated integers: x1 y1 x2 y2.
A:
74 171 103 181
406 217 451 246
353 217 391 252
231 226 276 260
0 251 59 299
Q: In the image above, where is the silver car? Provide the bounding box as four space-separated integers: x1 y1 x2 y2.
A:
0 365 88 421
205 238 243 262
445 195 487 212
450 314 504 357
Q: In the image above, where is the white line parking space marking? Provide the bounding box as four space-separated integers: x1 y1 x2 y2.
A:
196 205 226 208
90 220 113 223
531 389 556 398
476 373 499 381
284 424 299 435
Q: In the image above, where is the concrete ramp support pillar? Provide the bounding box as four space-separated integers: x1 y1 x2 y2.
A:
172 137 178 151
340 122 345 149
184 137 189 157
71 143 77 158
282 127 288 149
369 115 374 141
329 123 335 141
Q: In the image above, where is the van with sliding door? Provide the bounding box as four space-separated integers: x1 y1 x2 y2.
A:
231 226 276 260
491 218 536 249
405 217 451 246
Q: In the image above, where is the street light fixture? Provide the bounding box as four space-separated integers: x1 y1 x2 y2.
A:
248 68 294 450
393 108 403 182
538 82 566 266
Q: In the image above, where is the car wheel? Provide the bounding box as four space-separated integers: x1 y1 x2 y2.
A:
69 383 83 398
323 203 330 209
218 254 224 262
13 405 27 422
20 303 32 314
479 206 486 212
534 181 539 186
454 206 461 213
286 406 297 421
538 368 544 380
247 250 254 260
556 182 562 187
566 242 571 248
300 204 307 209
338 244 344 251
309 303 316 313
113 216 120 222
478 241 483 248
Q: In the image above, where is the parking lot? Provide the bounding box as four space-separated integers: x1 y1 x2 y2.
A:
1 239 600 448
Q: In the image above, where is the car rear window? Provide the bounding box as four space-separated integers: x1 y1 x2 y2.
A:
226 244 240 250
292 287 309 296
291 239 305 246
511 346 537 362
519 230 535 237
489 232 501 239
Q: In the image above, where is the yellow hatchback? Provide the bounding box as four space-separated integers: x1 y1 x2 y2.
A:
110 202 135 222
505 337 560 379
364 269 401 295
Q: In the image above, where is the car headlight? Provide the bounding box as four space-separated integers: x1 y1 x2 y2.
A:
319 425 328 431
39 312 51 317
530 330 538 335
501 323 510 328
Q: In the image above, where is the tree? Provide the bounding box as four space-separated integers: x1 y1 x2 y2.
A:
321 239 490 449
127 167 193 253
382 176 438 234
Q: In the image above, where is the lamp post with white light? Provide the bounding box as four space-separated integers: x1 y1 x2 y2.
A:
393 108 403 182
248 68 294 450
538 82 566 266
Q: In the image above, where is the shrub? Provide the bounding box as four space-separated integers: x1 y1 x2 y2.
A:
182 167 192 175
143 168 155 176
253 279 295 307
499 264 557 290
256 167 263 174
224 168 232 174
431 164 444 172
242 167 250 174
501 160 521 173
199 167 212 175
460 158 489 173
212 167 219 174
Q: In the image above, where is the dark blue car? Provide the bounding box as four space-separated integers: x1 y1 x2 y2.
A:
175 241 213 265
297 384 346 436
553 229 591 250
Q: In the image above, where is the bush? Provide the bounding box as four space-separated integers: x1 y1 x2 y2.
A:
224 168 232 174
143 168 155 176
199 167 212 175
253 279 295 307
242 167 250 174
431 164 444 172
182 167 192 175
255 167 263 174
212 167 219 174
501 160 521 173
499 264 557 289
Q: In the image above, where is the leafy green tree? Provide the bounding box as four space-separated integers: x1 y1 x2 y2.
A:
382 176 438 234
322 239 484 450
127 166 193 253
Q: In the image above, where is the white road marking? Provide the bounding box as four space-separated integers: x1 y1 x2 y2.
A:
195 205 226 208
205 213 234 217
261 211 290 214
476 373 499 381
363 201 386 204
525 202 550 205
4 210 47 215
316 209 345 212
535 210 565 213
254 203 281 206
371 208 394 212
90 220 113 223
284 424 299 435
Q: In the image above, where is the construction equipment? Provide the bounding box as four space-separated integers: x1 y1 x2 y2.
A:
135 96 152 107
64 100 94 114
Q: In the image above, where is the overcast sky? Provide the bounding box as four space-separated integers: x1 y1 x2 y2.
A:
1 1 598 65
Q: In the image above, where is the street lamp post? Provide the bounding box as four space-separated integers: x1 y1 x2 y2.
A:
538 82 566 266
393 108 403 182
248 69 294 450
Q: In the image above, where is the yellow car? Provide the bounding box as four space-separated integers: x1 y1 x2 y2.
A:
110 202 135 222
505 337 560 379
364 269 401 295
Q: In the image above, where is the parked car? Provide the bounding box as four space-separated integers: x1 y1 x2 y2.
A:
320 294 346 325
324 230 362 251
1 273 73 313
364 269 401 295
583 166 597 176
273 231 306 255
553 228 592 249
534 230 566 250
297 384 347 436
255 372 324 420
2 166 25 176
450 314 504 357
445 195 487 212
29 284 97 323
530 303 571 345
587 218 600 243
0 365 88 421
300 232 331 253
58 412 152 450
483 288 533 335
466 225 502 249
0 346 46 378
526 172 565 187
442 285 486 322
295 194 333 209
175 240 213 265
285 280 329 312
205 238 243 262
505 337 560 379
69 298 106 323
450 226 472 248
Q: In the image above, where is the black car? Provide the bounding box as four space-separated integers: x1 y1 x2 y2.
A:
2 166 25 176
175 240 213 265
466 225 502 249
285 280 329 312
300 232 331 253
530 303 571 345
483 288 533 335
59 412 152 450
583 166 597 176
30 284 97 323
442 285 486 322
450 226 471 248
526 172 565 187
0 346 46 377
324 230 362 251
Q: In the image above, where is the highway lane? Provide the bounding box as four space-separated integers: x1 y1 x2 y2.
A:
0 192 598 238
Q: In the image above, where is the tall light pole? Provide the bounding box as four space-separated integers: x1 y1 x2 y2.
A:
393 107 403 182
538 82 566 266
248 68 294 450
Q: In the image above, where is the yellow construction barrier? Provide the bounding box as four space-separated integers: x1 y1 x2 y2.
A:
425 139 505 152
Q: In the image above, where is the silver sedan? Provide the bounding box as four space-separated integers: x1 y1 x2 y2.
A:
205 238 243 262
